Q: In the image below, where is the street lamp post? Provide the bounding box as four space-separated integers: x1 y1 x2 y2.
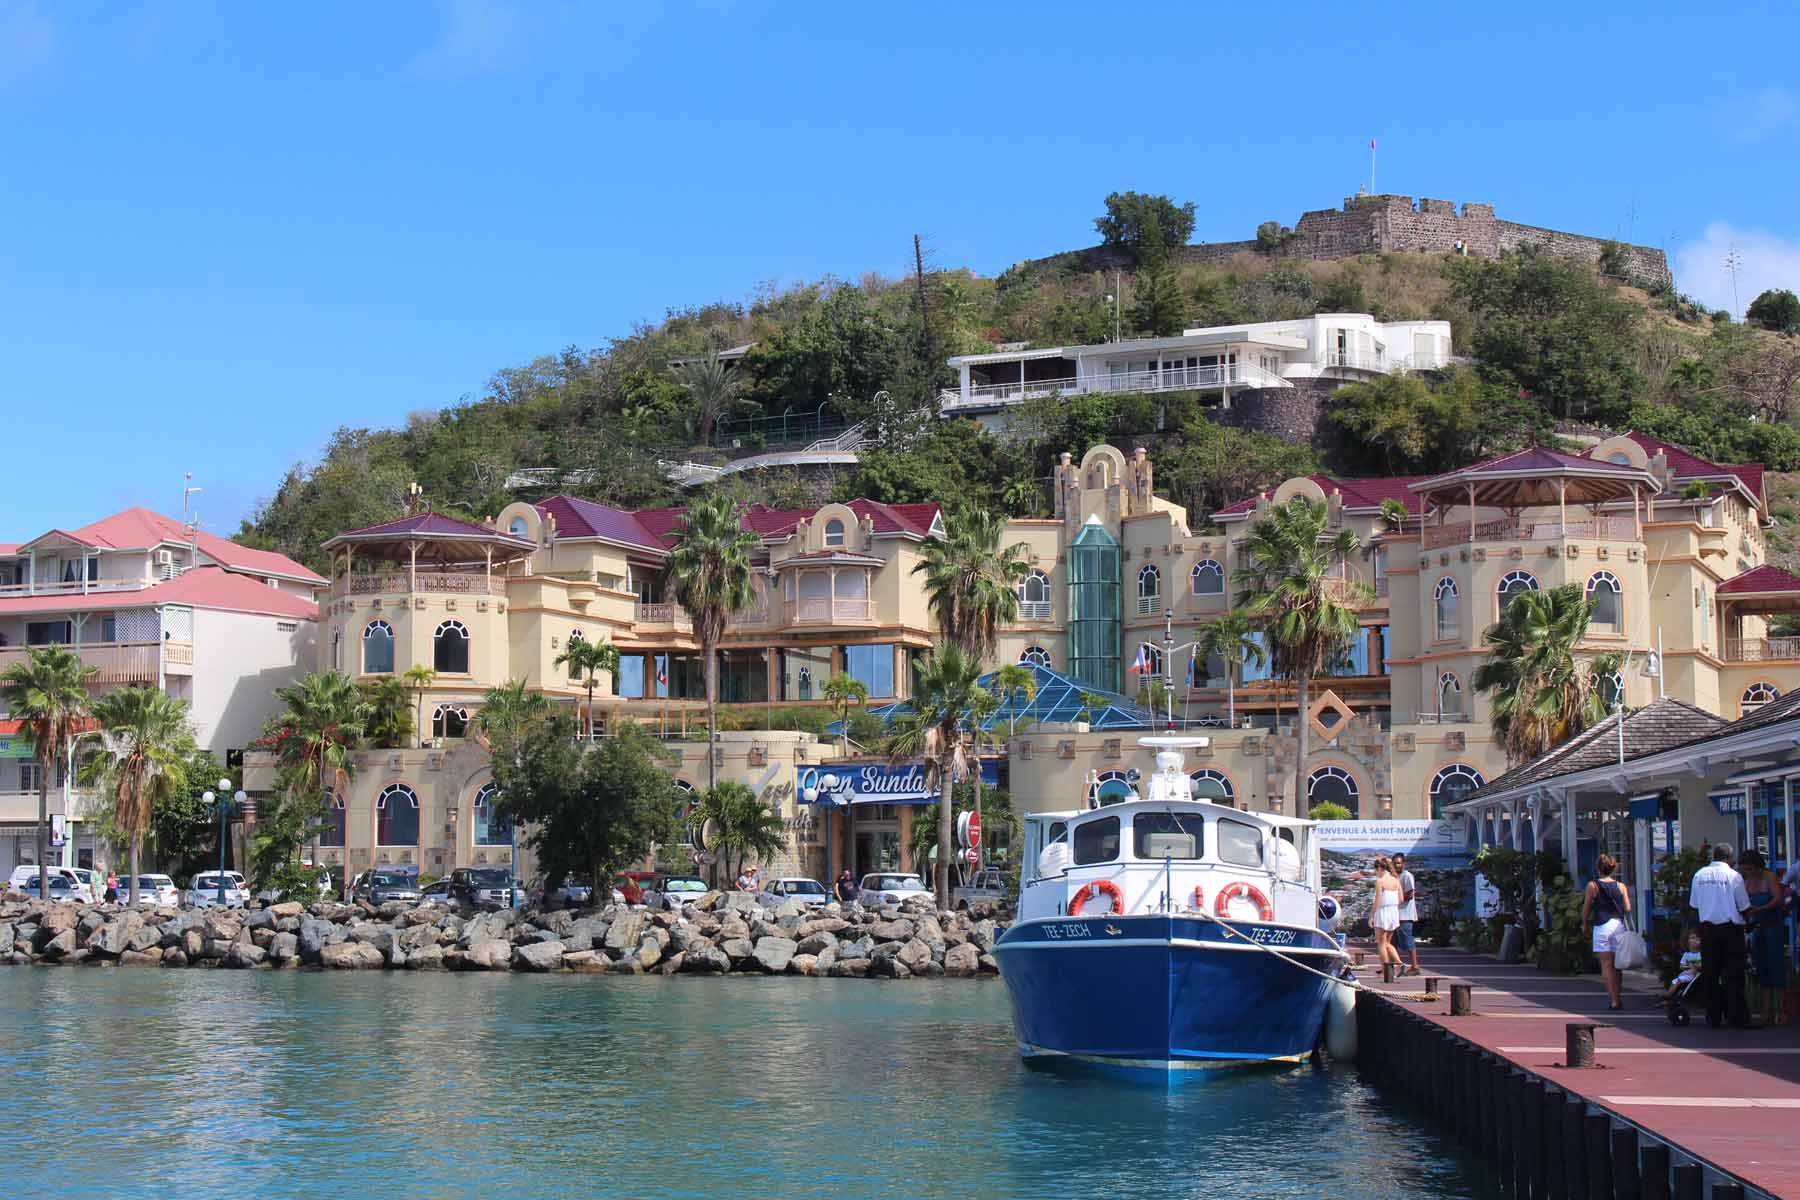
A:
201 777 246 906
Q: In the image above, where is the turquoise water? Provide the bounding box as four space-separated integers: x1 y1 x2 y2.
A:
0 970 1500 1198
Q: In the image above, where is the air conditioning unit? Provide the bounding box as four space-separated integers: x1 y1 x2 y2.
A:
155 549 176 580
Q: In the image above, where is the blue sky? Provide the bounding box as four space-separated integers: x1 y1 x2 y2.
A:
2 0 1795 540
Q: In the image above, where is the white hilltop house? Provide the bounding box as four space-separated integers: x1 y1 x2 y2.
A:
942 314 1452 425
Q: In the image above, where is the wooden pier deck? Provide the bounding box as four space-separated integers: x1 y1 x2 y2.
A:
1358 946 1800 1198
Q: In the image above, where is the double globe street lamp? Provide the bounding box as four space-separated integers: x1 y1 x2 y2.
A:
202 778 246 907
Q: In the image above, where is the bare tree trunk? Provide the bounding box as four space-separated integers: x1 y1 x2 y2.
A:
937 740 954 909
129 835 142 906
704 641 718 791
1294 673 1310 815
586 679 596 741
36 761 48 902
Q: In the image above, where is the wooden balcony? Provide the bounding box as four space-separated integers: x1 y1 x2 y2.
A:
1421 515 1636 551
1724 637 1800 663
784 597 874 626
0 641 170 685
332 571 502 597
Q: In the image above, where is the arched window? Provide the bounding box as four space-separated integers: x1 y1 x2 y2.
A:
1189 769 1234 804
1089 769 1136 807
1587 571 1622 628
1608 452 1631 465
1497 570 1539 611
1137 564 1161 615
432 705 469 739
1019 645 1052 668
376 783 419 847
1437 671 1464 717
433 619 470 673
318 791 346 847
331 627 342 672
1600 670 1625 709
509 516 529 537
1742 682 1781 715
1434 577 1460 640
472 782 511 846
824 519 846 547
1429 764 1485 819
565 627 585 678
1190 559 1224 596
1306 766 1360 817
362 620 395 674
1019 569 1052 619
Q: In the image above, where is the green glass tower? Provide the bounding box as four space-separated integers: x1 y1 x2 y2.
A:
1066 518 1121 693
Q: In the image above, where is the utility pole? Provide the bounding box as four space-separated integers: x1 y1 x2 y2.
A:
913 233 934 368
1725 243 1744 321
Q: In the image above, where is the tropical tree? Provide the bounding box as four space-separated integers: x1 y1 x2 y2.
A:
474 678 555 762
886 643 988 908
84 688 196 905
1232 497 1373 814
403 664 436 745
360 675 414 748
1472 583 1618 764
0 647 98 901
674 353 745 446
662 491 760 789
1197 611 1266 730
695 780 787 885
912 507 1030 661
556 636 620 741
988 663 1038 738
822 672 869 756
251 672 367 892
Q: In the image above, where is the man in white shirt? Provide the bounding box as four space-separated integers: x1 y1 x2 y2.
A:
1689 844 1752 1029
1393 852 1421 976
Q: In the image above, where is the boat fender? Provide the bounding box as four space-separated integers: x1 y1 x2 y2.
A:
1069 879 1125 917
1190 885 1205 912
1324 977 1358 1061
1214 880 1273 922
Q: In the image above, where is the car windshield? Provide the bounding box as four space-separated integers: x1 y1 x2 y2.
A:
664 878 705 892
874 875 920 891
370 874 410 887
470 870 512 886
787 880 827 895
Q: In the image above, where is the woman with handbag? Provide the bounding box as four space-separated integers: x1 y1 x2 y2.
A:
1739 849 1788 1026
1582 854 1632 1011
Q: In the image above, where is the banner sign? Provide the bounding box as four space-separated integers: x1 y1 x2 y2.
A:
1315 819 1466 862
797 764 933 806
0 734 33 760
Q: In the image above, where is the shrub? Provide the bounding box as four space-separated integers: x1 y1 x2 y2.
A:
1308 802 1352 821
1531 878 1596 975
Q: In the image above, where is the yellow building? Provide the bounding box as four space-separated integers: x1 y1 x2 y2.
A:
269 431 1797 883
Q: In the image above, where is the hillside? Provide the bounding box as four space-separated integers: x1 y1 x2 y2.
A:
234 202 1800 576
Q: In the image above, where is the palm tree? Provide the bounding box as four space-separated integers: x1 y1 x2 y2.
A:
255 672 368 860
1232 497 1374 814
696 780 785 885
989 663 1038 738
1472 584 1618 764
674 354 745 446
555 637 620 741
1197 611 1266 730
823 672 869 757
474 679 556 771
0 647 98 901
886 643 988 908
86 688 195 905
403 664 436 747
662 492 760 790
360 675 414 748
912 507 1031 662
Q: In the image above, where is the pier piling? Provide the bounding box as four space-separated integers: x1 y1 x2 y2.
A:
1583 1112 1612 1200
1562 1093 1588 1200
1671 1161 1701 1200
1543 1085 1568 1200
1609 1126 1639 1200
1449 983 1473 1015
1638 1143 1670 1200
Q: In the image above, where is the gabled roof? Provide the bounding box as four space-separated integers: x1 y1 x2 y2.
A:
1625 433 1764 508
1457 699 1727 805
6 507 324 585
535 496 665 553
328 512 502 540
0 566 318 621
1718 565 1800 596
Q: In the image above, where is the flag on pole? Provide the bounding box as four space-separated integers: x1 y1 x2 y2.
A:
655 658 668 685
1370 138 1376 150
1127 643 1152 675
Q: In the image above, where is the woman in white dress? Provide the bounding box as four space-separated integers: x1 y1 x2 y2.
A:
1371 856 1403 972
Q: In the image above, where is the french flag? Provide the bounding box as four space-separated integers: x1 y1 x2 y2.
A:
1127 643 1152 675
656 660 669 685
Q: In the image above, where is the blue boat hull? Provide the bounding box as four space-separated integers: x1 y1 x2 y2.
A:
993 914 1343 1080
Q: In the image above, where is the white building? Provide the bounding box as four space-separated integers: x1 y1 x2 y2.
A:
943 314 1452 425
0 507 322 874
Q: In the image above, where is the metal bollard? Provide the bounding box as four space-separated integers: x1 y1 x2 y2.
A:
1563 1093 1588 1200
1610 1126 1639 1200
1583 1112 1612 1200
1566 1023 1598 1069
1353 950 1367 967
1382 960 1396 983
1671 1162 1701 1200
1450 982 1474 1015
1638 1143 1670 1200
1424 975 1439 996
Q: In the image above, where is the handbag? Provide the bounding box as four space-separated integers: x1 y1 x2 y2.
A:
1611 917 1648 971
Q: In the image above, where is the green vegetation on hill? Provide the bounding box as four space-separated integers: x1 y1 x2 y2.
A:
234 193 1800 572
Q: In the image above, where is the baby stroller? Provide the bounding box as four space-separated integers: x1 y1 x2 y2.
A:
1666 970 1702 1026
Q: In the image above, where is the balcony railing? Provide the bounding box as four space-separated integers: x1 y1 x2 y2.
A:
632 601 768 630
0 579 158 598
942 360 1292 409
1724 636 1800 663
1420 515 1637 550
1408 711 1473 725
0 642 164 685
1019 600 1052 620
785 597 873 625
335 571 502 597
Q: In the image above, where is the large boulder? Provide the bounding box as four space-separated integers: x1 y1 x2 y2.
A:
268 901 304 919
913 915 945 952
717 916 751 942
774 898 809 920
827 957 871 978
603 911 647 951
182 929 205 960
751 936 797 974
943 943 980 977
788 953 818 976
121 947 163 967
39 906 77 936
320 941 384 970
634 939 662 971
203 913 242 943
226 941 268 969
244 908 276 931
464 939 512 971
969 919 998 952
836 936 875 961
398 923 441 954
269 932 300 963
126 924 161 953
870 918 914 942
798 916 850 938
795 929 839 956
535 909 574 935
408 944 446 971
720 937 756 966
40 928 76 959
680 945 731 974
297 918 334 963
562 949 610 972
0 923 13 955
86 912 143 957
895 938 933 972
512 940 567 972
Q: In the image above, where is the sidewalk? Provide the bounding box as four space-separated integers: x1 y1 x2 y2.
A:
1356 945 1800 1198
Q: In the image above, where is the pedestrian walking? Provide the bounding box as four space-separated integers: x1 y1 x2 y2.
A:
1370 857 1403 974
1689 843 1753 1029
1739 849 1788 1026
1582 853 1632 1011
1393 852 1421 976
833 869 857 905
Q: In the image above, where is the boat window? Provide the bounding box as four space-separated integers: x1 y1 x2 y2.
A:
1047 821 1067 843
1072 816 1120 865
1133 812 1204 860
1217 818 1263 868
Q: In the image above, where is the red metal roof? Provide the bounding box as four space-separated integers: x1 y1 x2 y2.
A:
1428 446 1650 479
1718 564 1800 595
1214 474 1433 519
330 512 507 539
0 566 318 620
58 507 326 584
576 497 941 549
534 496 665 552
1626 433 1764 504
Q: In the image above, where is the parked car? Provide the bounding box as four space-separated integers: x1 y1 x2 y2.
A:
765 877 831 906
449 867 522 910
658 875 709 908
185 872 249 908
21 875 77 900
532 877 593 908
7 865 89 899
952 866 1009 910
859 872 929 907
418 878 453 906
364 870 422 905
68 868 103 902
612 872 656 904
123 875 182 907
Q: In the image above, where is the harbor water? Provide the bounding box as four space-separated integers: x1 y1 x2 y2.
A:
0 970 1502 1198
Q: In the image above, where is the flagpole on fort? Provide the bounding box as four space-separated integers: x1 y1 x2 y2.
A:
1369 137 1376 195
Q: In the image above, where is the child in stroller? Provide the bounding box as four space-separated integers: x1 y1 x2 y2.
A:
1662 930 1703 1025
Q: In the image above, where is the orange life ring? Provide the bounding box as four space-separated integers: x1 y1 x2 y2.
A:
1070 879 1125 917
1214 880 1274 922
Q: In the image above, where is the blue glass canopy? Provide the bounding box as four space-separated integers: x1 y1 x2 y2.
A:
833 664 1156 734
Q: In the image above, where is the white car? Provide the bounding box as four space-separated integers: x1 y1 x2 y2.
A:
7 864 93 901
419 878 453 906
123 875 181 907
858 872 929 907
765 877 831 907
185 872 249 909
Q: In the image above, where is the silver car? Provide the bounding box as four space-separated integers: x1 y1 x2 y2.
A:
765 877 831 907
858 872 928 907
185 872 249 909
